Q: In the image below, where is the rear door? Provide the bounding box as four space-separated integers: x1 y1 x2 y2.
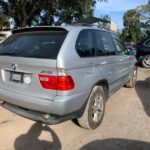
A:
95 30 123 94
0 28 68 100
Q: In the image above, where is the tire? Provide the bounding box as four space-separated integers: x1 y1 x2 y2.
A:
78 86 106 130
125 67 137 88
141 55 150 68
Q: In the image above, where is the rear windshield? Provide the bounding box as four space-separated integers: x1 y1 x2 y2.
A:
0 31 67 59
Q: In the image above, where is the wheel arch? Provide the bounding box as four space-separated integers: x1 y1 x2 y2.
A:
93 79 109 99
76 79 109 118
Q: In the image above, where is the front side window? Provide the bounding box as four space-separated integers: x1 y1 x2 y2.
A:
113 38 126 55
76 30 96 57
0 31 67 59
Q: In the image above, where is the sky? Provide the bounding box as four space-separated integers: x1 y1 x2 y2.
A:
94 0 148 29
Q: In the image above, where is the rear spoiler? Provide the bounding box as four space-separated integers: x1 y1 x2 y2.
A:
12 26 68 34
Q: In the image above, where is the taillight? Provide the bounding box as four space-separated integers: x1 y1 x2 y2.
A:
38 74 75 91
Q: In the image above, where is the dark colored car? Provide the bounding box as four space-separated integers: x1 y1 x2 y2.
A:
135 37 150 68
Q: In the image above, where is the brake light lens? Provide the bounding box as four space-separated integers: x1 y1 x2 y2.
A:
38 74 75 91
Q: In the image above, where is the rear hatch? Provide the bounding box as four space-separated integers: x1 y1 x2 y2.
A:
0 27 68 100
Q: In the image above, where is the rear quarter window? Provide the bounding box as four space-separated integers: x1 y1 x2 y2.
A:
75 29 96 57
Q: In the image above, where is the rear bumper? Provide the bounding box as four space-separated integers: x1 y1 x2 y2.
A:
0 88 89 116
0 102 76 125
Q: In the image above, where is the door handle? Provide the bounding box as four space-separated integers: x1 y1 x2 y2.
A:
119 59 124 62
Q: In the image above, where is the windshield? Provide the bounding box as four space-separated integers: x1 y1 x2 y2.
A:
0 31 67 59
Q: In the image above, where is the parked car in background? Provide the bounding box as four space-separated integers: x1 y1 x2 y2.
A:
125 42 137 56
135 37 150 68
0 26 137 130
125 42 134 51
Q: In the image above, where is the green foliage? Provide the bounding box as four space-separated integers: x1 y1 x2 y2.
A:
122 9 141 43
123 9 140 28
0 0 107 27
122 1 150 43
0 0 48 27
98 14 111 29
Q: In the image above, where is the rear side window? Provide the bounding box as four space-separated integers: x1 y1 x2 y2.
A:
111 33 126 55
0 31 67 59
76 30 96 57
98 31 116 55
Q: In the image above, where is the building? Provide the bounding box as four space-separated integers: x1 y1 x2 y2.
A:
109 22 118 32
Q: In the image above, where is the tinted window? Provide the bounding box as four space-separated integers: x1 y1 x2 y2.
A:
76 30 95 57
99 31 116 55
95 31 105 56
144 39 150 47
113 38 126 55
0 31 67 59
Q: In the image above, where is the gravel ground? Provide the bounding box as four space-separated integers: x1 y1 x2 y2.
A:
0 67 150 150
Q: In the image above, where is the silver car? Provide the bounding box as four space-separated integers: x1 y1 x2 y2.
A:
0 26 137 129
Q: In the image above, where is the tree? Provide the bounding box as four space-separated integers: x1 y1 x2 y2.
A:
33 0 107 26
0 0 107 27
122 1 150 42
0 13 9 30
0 0 54 27
98 14 111 29
122 9 141 43
136 4 150 36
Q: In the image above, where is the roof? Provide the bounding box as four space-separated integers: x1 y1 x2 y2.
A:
12 25 94 34
12 25 112 35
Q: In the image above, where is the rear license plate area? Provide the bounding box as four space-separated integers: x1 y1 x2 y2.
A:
10 72 23 83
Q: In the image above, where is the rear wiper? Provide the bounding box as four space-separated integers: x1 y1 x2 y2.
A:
0 51 16 56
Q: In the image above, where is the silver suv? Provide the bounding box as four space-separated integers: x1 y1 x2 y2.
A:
0 26 137 129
